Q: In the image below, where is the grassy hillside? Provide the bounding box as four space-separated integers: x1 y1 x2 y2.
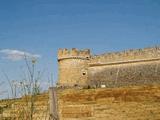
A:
0 93 49 120
58 85 160 120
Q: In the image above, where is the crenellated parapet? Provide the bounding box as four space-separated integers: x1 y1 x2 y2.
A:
58 48 91 86
58 48 91 61
90 46 160 64
57 46 160 88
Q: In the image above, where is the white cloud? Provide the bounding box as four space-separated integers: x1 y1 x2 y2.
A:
0 49 41 61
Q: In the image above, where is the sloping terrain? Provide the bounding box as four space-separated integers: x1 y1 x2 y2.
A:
0 93 49 120
1 85 160 120
58 85 160 120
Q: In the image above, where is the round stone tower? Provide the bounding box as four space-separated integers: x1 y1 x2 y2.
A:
57 48 91 87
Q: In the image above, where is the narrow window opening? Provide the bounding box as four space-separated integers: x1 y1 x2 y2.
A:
82 72 86 75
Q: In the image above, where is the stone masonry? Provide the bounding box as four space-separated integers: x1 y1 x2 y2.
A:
57 46 160 87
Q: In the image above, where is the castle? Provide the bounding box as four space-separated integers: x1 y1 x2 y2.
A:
57 47 160 87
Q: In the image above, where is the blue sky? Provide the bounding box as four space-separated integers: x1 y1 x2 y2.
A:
0 0 160 98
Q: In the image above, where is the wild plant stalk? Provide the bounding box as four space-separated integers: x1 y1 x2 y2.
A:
0 81 7 95
1 55 50 120
20 56 50 120
2 70 16 98
115 67 120 87
21 56 40 120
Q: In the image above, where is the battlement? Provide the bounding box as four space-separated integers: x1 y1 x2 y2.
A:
91 46 160 64
58 48 91 60
58 46 160 88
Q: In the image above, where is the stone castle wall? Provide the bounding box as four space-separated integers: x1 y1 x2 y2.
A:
58 48 90 86
88 47 160 87
88 60 160 87
58 46 160 87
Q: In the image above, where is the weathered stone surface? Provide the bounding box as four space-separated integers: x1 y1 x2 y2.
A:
58 47 160 87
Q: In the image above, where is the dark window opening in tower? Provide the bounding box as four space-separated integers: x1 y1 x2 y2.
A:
82 72 86 75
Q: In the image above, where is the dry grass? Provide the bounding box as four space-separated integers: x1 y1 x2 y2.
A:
58 85 160 120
